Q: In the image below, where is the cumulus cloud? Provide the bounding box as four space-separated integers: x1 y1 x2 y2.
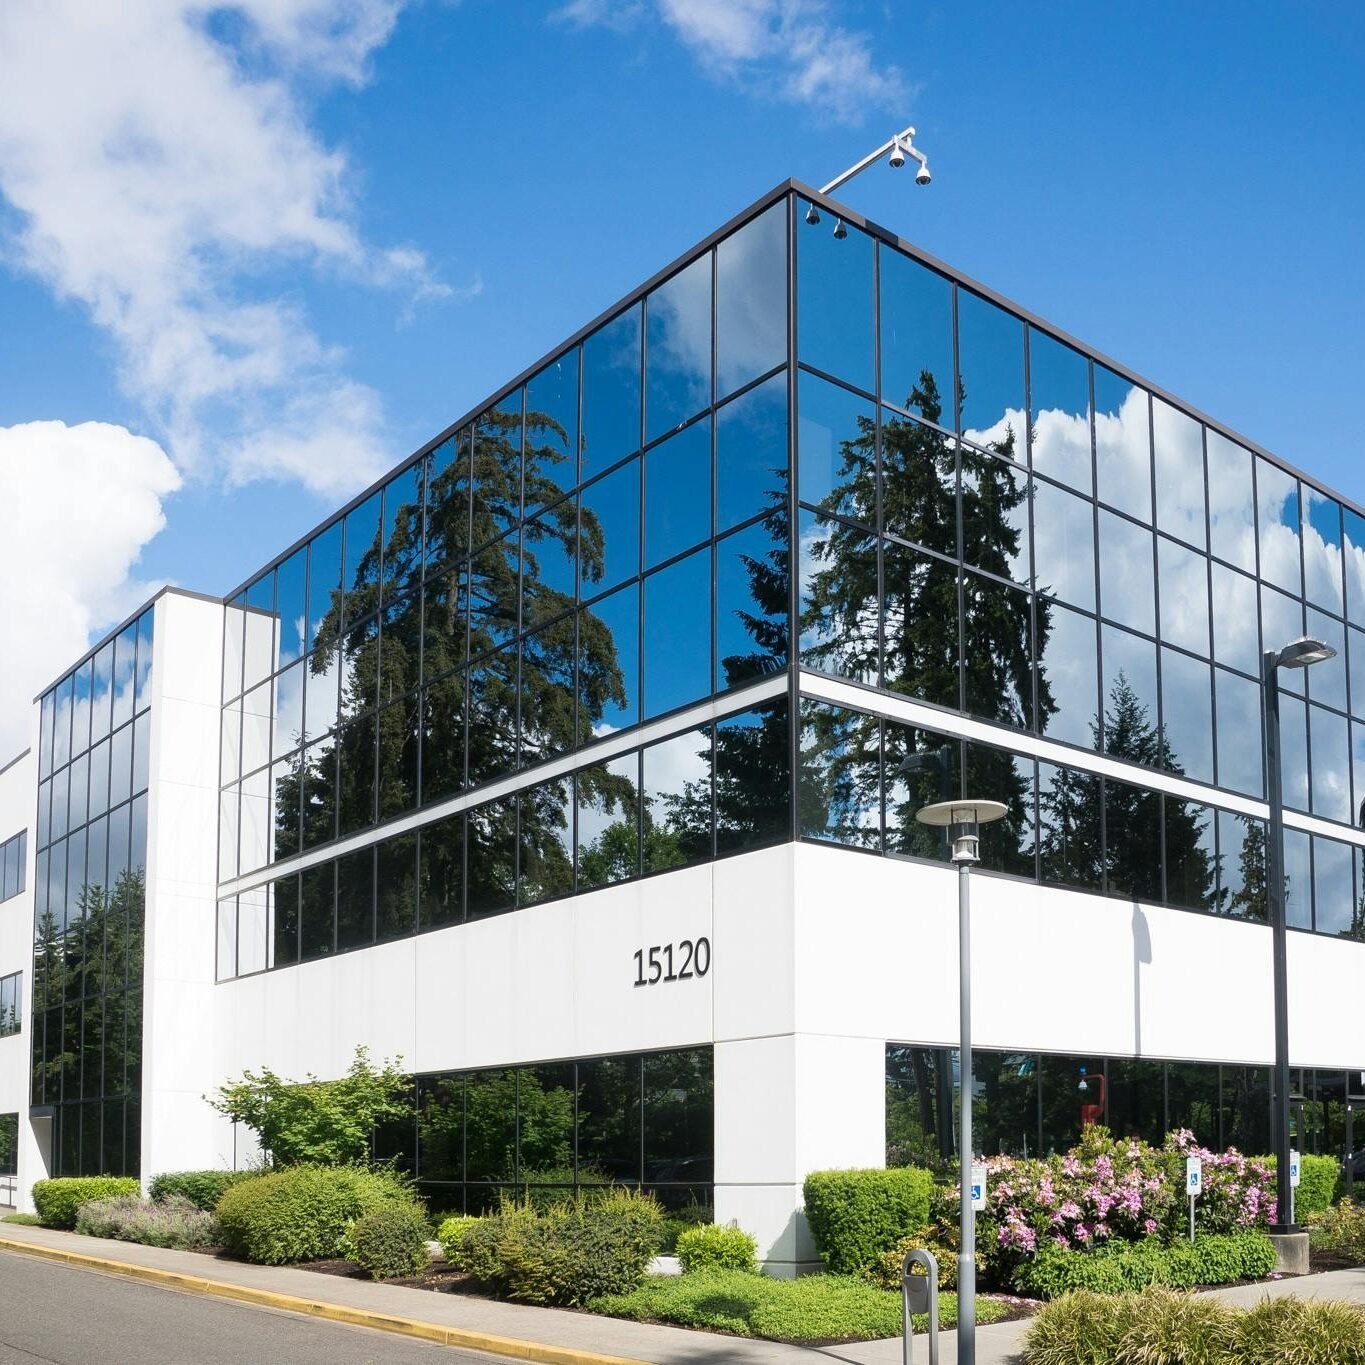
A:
0 0 458 500
556 0 906 113
0 421 181 760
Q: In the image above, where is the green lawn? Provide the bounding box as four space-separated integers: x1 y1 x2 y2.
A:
589 1270 1012 1342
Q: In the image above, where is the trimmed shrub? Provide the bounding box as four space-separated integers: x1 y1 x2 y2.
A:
458 1189 662 1305
591 1272 1009 1340
802 1167 935 1276
1234 1295 1365 1364
214 1165 421 1265
869 1229 960 1291
659 1200 712 1254
1257 1152 1339 1219
148 1170 254 1212
1013 1232 1275 1298
1022 1288 1145 1364
675 1223 758 1275
1310 1198 1365 1264
436 1214 480 1263
343 1203 430 1280
1112 1287 1238 1364
75 1194 217 1250
32 1177 140 1230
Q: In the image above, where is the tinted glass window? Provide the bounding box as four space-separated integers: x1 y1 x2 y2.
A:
577 754 640 889
91 643 114 745
796 201 874 392
1261 586 1305 697
1284 827 1311 929
716 371 787 535
425 432 471 572
1158 536 1210 657
716 517 788 691
644 417 710 568
1305 608 1347 713
1351 627 1365 720
581 305 642 483
418 814 463 933
1211 565 1259 675
1098 510 1155 635
343 491 382 615
642 727 712 871
468 536 519 659
966 742 1036 877
963 572 1032 731
1218 811 1266 920
880 247 952 423
1093 367 1151 524
881 542 958 708
1104 775 1163 901
466 647 518 787
799 700 880 849
1035 603 1098 748
308 522 342 654
376 692 420 822
646 252 711 442
1312 836 1355 936
335 847 375 952
1028 330 1091 494
519 618 578 766
521 503 577 630
1257 459 1301 595
472 394 523 548
957 290 1024 450
644 550 710 719
1160 648 1213 784
1037 761 1102 891
716 201 787 400
1151 399 1205 548
1310 704 1351 823
577 1055 642 1185
715 700 789 855
1344 507 1365 630
1032 478 1094 612
1101 625 1158 759
1206 431 1256 572
524 349 579 515
797 370 875 523
580 583 638 736
466 797 517 921
961 448 1029 585
299 862 335 960
798 509 878 684
579 458 640 598
1280 693 1310 813
276 547 307 668
882 410 956 556
1302 488 1344 615
519 778 573 906
1214 666 1263 797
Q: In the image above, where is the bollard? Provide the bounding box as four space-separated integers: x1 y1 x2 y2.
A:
902 1247 940 1365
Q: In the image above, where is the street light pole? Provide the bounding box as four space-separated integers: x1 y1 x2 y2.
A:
915 798 1007 1365
1262 635 1336 1234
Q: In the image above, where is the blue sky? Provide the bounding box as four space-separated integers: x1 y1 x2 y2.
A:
0 0 1361 748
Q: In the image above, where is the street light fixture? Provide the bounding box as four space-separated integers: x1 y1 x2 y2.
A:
806 125 932 235
1264 635 1336 1236
914 796 1007 1365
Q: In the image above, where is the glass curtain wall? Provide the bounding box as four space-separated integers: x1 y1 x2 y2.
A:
0 972 19 1037
0 830 25 902
796 201 1365 833
369 1045 713 1217
31 608 152 1176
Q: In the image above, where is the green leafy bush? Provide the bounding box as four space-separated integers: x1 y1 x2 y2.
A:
343 1203 430 1280
32 1176 140 1229
590 1271 1009 1341
436 1214 480 1263
458 1189 662 1305
658 1200 712 1254
1233 1295 1365 1364
1013 1232 1275 1298
802 1167 934 1276
869 1229 960 1291
1310 1198 1365 1264
675 1223 757 1274
1257 1153 1340 1219
74 1194 218 1250
148 1170 254 1212
209 1046 411 1167
214 1164 421 1265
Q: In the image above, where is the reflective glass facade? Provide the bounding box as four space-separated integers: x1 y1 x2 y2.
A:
0 1113 15 1177
31 607 152 1176
371 1046 713 1216
0 972 19 1037
0 830 25 903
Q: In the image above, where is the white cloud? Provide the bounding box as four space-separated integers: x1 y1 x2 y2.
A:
0 421 181 761
0 0 457 499
556 0 905 113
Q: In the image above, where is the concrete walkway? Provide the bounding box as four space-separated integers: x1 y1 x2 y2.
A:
3 1222 1365 1365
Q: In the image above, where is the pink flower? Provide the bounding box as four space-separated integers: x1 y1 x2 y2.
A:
1073 1224 1091 1243
1059 1201 1082 1221
1144 1219 1158 1235
1062 1156 1081 1177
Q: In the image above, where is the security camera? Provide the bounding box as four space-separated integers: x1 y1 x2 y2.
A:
915 164 932 186
889 139 906 169
805 203 821 225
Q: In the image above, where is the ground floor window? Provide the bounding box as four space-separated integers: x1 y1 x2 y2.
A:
888 1043 1365 1181
373 1045 713 1217
0 1113 16 1177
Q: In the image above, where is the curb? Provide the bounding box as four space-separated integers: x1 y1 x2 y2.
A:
0 1236 648 1365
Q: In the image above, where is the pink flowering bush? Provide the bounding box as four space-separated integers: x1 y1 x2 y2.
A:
928 1126 1276 1290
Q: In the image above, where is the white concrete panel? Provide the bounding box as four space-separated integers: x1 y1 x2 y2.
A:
715 1035 795 1185
712 845 796 1043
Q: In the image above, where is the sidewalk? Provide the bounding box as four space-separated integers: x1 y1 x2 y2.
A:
4 1222 1365 1365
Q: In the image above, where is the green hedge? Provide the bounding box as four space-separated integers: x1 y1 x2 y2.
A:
1023 1287 1365 1364
457 1190 662 1305
214 1165 420 1264
676 1223 758 1275
148 1170 254 1212
1013 1232 1276 1299
591 1271 1010 1341
1257 1153 1340 1218
802 1167 935 1276
31 1177 140 1230
343 1203 430 1280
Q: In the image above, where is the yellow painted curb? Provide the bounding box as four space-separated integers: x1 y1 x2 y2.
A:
0 1236 648 1365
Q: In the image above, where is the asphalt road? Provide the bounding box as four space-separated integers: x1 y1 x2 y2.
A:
0 1250 504 1364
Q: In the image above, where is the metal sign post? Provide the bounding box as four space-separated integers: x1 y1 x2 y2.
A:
902 1248 940 1365
1185 1156 1202 1242
1289 1149 1301 1226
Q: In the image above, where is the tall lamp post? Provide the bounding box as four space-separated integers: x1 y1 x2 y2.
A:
1263 635 1336 1233
914 798 1007 1365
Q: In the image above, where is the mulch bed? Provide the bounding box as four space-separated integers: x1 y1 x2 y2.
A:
298 1256 482 1295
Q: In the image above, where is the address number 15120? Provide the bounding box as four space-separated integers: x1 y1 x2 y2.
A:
633 938 711 988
